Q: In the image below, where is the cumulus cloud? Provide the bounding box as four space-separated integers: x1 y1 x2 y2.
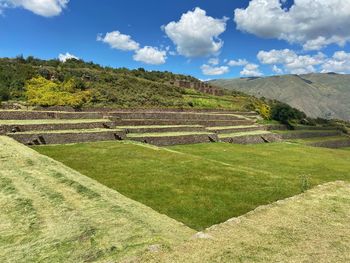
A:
163 7 228 57
234 0 350 50
201 64 229 76
133 46 167 65
272 65 283 74
97 31 140 51
58 52 78 62
227 58 248 67
208 58 219 66
257 49 324 74
0 0 68 17
321 51 350 74
240 63 263 77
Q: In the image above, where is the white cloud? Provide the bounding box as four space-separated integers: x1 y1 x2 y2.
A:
0 0 68 17
234 0 350 50
321 51 350 74
208 58 219 65
272 65 283 74
97 31 140 51
163 7 228 57
58 52 78 62
201 64 229 76
257 49 324 74
240 63 263 77
227 58 248 67
133 46 167 65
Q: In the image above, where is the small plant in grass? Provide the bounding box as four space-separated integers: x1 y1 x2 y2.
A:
300 174 311 193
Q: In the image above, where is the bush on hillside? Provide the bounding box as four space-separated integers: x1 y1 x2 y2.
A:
271 102 306 125
25 76 92 108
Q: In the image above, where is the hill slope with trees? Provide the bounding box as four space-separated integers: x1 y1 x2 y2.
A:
0 56 265 112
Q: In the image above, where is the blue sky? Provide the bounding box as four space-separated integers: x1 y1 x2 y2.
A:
1 0 350 79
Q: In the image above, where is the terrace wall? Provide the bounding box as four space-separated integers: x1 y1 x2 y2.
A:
114 119 254 127
221 133 282 144
280 130 341 139
0 111 105 120
8 130 125 145
130 134 218 146
309 139 350 149
0 121 115 135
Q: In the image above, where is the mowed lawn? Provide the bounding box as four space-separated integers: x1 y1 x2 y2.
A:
34 141 350 230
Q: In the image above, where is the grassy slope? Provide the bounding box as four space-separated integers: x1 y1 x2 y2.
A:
210 73 350 121
35 141 350 230
0 136 194 263
142 181 350 262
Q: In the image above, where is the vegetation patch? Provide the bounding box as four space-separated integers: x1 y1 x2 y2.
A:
141 181 350 262
0 136 193 262
35 141 350 230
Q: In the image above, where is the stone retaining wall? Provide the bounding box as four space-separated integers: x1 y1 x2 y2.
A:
123 126 206 134
266 124 288 131
221 133 282 144
129 134 218 146
114 119 254 127
280 131 341 139
0 121 115 135
0 111 104 120
214 126 265 134
107 112 247 121
8 130 126 145
309 139 350 149
82 108 259 116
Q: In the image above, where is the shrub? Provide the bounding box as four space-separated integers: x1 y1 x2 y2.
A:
25 76 92 108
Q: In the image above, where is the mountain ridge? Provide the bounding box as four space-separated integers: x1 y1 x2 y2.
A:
210 73 350 121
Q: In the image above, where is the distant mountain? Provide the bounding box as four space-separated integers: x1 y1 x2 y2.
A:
210 73 350 121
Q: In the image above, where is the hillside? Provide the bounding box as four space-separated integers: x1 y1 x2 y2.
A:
210 73 350 121
0 57 263 112
0 136 194 262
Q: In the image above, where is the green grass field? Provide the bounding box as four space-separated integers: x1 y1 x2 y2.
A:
34 141 350 230
0 136 193 262
142 181 350 262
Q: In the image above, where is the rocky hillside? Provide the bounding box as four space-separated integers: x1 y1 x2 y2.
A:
210 73 350 121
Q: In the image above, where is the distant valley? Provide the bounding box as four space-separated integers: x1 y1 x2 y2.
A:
210 73 350 121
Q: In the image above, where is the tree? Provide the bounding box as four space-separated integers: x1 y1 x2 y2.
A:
271 102 306 125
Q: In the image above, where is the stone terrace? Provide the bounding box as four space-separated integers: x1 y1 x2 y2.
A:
0 109 281 146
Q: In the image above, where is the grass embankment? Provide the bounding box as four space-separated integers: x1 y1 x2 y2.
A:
142 181 350 262
0 136 193 262
35 141 350 230
206 125 259 130
289 136 350 144
219 130 270 138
